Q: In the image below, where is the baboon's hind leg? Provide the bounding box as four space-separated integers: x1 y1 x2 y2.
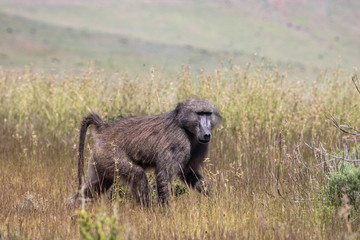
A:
66 163 113 208
81 163 114 198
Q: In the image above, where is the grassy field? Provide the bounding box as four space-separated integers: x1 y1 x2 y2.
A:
1 1 360 238
1 62 360 239
0 0 359 75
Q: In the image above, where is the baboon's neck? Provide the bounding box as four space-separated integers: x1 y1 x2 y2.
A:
189 142 209 166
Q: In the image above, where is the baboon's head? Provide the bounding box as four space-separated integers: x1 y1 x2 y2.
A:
176 99 221 144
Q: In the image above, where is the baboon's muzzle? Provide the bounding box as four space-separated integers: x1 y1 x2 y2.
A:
198 133 211 144
198 115 212 144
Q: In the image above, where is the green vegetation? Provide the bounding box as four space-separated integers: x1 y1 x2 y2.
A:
1 61 360 239
0 0 359 75
78 209 124 240
328 162 360 209
1 1 360 238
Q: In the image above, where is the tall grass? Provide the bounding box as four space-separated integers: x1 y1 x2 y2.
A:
0 63 359 239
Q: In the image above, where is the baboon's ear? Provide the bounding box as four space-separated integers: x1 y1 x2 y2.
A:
174 102 184 116
215 111 222 120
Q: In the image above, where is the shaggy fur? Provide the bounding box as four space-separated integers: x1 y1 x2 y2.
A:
66 99 221 206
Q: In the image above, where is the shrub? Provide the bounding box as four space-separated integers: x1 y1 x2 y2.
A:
328 162 360 209
78 210 124 240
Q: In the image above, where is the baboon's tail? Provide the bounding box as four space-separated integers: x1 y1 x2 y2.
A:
78 113 105 191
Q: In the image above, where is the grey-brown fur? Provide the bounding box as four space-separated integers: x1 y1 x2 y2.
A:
66 99 221 207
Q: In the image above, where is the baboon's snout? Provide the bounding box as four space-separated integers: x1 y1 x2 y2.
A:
203 133 211 141
198 115 212 144
199 132 211 144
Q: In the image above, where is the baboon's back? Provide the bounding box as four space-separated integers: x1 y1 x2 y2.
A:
95 112 191 168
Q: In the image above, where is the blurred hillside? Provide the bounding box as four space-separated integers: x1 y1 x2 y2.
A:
0 0 359 76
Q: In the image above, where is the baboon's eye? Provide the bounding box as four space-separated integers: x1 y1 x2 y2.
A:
197 112 212 116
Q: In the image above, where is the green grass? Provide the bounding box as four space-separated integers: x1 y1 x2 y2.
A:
1 62 360 239
0 11 230 74
0 0 359 75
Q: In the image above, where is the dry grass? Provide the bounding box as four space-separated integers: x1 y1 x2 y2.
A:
0 63 359 239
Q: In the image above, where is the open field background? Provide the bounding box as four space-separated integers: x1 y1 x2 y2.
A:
1 63 360 239
0 0 359 76
1 0 360 239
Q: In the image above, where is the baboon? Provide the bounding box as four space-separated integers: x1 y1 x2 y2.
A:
66 99 221 207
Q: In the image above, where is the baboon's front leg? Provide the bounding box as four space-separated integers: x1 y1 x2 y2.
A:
127 166 150 206
113 152 151 206
155 167 174 205
181 169 211 195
